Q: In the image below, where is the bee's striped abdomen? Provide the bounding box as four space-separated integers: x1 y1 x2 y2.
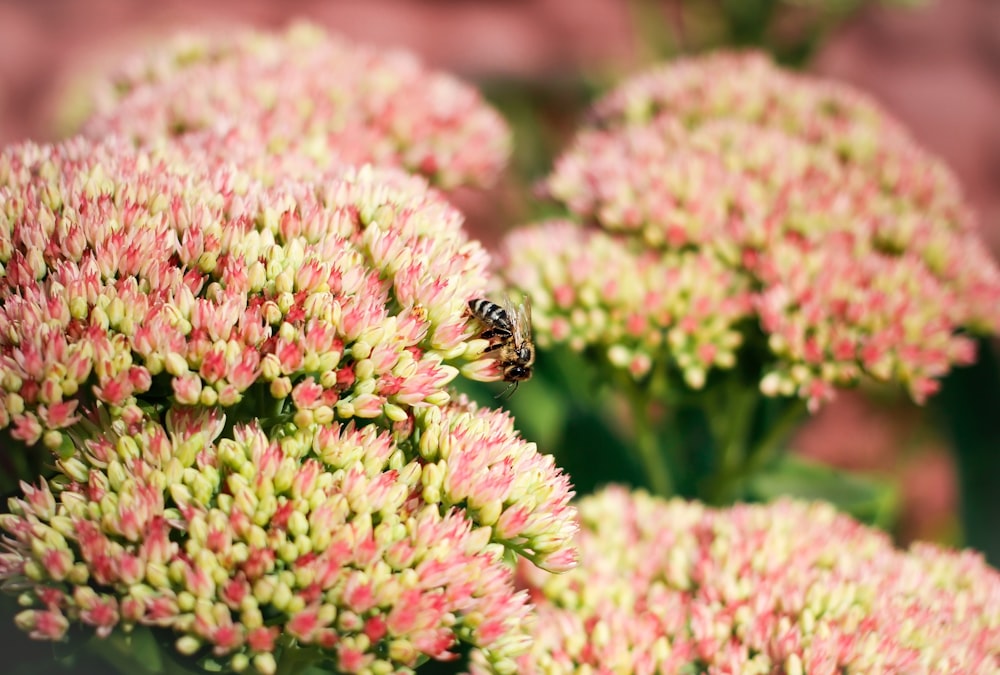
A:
469 298 512 332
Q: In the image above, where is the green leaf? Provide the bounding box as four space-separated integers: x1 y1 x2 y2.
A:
742 454 899 529
934 336 1000 566
83 627 168 675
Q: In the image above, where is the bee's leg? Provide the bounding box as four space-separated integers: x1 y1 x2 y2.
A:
494 380 518 400
483 342 504 353
480 327 512 341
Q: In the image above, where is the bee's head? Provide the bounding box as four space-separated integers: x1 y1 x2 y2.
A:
505 364 532 381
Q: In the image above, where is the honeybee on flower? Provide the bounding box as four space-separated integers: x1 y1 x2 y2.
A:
468 295 535 398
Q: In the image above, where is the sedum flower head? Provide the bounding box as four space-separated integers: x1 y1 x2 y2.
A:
499 221 752 385
79 22 511 189
0 397 576 674
0 137 511 453
468 486 1000 675
501 51 1000 409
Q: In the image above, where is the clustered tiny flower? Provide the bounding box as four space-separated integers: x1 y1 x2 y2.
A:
499 51 1000 409
468 486 1000 674
0 136 510 453
1 399 575 674
499 220 751 385
79 22 511 189
0 137 578 673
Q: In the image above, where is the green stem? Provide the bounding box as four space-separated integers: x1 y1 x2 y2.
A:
715 384 759 475
703 392 807 503
698 382 754 503
743 397 808 474
621 379 675 497
634 410 675 497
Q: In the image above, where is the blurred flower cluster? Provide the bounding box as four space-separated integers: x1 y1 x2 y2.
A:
501 51 1000 411
0 135 576 673
470 485 1000 674
78 22 511 190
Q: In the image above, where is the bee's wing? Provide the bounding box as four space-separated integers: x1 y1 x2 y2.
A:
500 294 520 343
511 295 533 346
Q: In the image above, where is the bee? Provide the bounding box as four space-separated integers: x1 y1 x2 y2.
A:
468 295 535 399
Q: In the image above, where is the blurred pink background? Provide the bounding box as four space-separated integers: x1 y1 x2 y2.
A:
2 0 997 544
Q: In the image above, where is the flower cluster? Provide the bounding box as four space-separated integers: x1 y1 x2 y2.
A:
1 399 575 674
499 51 1000 409
0 136 512 454
499 221 751 385
0 137 578 672
468 486 1000 674
78 22 511 189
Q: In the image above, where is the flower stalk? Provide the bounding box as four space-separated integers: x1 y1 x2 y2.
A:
618 375 675 498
